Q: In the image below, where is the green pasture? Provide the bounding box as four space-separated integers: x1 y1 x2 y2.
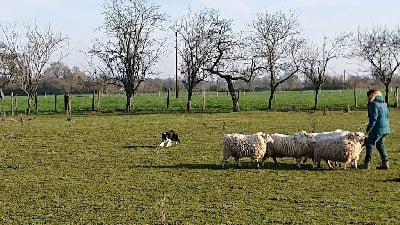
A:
0 89 384 114
1 110 399 224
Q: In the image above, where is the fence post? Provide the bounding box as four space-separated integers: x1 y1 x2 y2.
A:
92 90 95 111
34 92 38 113
202 90 206 111
97 90 101 111
64 92 71 121
54 94 57 112
353 86 357 108
395 86 399 108
11 92 14 117
166 88 170 109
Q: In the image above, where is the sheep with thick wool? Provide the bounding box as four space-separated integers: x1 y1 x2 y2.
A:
302 129 347 165
221 132 274 168
312 131 366 170
262 131 316 168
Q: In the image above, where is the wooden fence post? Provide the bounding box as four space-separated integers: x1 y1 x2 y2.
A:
97 90 101 111
11 92 14 117
54 94 57 112
394 86 399 108
353 86 357 108
64 92 71 121
34 92 38 113
166 88 170 109
91 90 95 111
202 90 206 111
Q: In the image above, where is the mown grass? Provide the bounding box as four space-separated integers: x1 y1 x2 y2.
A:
0 89 381 114
1 110 399 224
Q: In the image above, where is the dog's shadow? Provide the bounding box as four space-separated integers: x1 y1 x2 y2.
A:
122 145 159 150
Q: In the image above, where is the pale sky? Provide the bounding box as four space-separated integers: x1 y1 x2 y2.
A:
0 0 399 78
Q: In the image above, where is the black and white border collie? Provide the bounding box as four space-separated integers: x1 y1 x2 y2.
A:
159 130 180 147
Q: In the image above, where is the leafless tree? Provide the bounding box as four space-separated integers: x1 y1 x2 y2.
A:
251 9 305 110
178 8 228 111
0 43 17 99
301 34 349 109
351 26 400 104
205 29 259 112
89 0 167 112
0 22 68 114
0 23 23 99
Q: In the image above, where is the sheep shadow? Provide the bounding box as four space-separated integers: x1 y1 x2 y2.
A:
133 162 316 171
384 178 400 182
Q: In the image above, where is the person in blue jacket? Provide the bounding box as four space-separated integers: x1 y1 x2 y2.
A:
362 89 391 169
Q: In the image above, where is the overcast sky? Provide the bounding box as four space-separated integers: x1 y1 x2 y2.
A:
1 0 399 78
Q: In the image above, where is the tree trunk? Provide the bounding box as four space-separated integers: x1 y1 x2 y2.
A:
125 92 132 112
26 93 33 115
268 88 276 110
186 90 193 112
385 84 390 105
314 88 320 110
225 77 239 112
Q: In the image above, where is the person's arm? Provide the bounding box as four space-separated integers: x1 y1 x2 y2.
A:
366 103 378 134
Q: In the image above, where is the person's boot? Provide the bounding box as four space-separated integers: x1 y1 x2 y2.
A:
360 162 371 170
376 161 389 170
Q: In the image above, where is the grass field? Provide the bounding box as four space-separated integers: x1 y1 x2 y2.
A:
0 89 384 114
1 109 399 224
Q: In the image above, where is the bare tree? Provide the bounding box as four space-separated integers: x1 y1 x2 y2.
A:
178 8 227 111
301 35 349 109
0 23 24 99
351 26 400 104
205 29 259 112
0 22 68 114
0 43 17 99
89 0 167 112
251 9 304 110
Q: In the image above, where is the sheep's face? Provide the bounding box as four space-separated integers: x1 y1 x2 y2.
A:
349 132 366 144
262 133 274 144
295 131 316 145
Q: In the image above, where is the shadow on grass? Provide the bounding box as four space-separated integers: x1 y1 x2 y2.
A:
122 145 159 150
133 162 319 171
384 178 400 182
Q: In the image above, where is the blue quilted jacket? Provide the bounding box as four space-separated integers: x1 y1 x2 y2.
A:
366 96 391 135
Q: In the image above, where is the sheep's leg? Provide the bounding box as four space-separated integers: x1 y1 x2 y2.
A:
235 158 241 168
221 152 229 168
312 158 320 169
272 157 280 166
254 159 260 168
261 155 268 167
326 160 334 169
295 158 302 168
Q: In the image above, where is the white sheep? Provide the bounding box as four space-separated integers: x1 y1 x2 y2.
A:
302 129 347 165
221 132 274 168
312 132 366 170
262 131 316 168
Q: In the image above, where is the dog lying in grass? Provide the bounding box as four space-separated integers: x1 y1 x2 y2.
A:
159 130 180 147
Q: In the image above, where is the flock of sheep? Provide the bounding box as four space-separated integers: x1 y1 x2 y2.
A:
221 129 366 170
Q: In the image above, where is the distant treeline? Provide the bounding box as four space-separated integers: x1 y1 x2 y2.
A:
3 62 400 97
